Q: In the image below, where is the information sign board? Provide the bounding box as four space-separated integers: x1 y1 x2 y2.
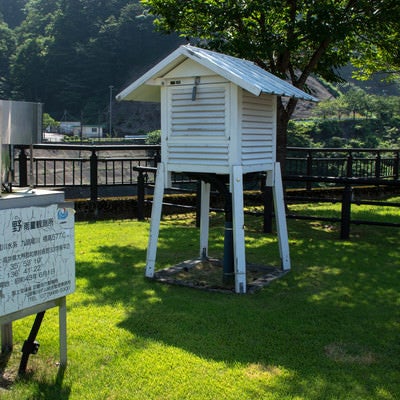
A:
0 203 75 316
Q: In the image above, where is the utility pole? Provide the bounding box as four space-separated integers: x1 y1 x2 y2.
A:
109 85 114 137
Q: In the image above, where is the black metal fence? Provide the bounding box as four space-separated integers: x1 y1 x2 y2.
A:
14 145 400 194
15 143 161 201
286 147 400 189
11 144 400 239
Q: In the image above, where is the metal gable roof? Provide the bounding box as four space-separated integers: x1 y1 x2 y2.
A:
116 45 318 103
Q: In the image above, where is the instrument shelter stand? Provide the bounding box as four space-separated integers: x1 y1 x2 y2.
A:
117 45 317 294
145 162 291 294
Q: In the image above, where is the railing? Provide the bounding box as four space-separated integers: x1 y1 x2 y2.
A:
10 144 400 238
284 148 400 237
286 147 400 189
15 144 161 201
12 144 400 200
14 145 400 192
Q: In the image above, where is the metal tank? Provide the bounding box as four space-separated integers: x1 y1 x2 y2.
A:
0 100 42 189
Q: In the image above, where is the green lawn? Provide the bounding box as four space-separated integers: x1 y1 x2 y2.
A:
1 201 399 399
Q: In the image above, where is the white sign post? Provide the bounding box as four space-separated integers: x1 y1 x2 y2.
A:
0 202 75 367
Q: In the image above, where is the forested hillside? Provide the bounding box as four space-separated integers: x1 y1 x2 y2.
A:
1 0 399 142
0 0 182 129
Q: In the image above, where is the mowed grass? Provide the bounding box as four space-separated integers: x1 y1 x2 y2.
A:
1 200 399 399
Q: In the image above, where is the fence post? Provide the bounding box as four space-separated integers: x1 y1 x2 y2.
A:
394 151 399 180
137 170 145 221
375 150 381 179
340 185 352 240
306 149 312 190
346 150 353 177
153 148 161 167
90 149 98 203
18 148 28 187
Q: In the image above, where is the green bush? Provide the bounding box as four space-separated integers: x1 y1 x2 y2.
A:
289 117 400 148
145 129 161 145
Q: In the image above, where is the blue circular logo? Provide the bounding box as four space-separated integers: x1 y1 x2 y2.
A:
57 208 69 220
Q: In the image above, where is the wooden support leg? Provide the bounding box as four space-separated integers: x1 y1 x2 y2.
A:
232 166 246 294
272 163 291 270
58 297 67 367
199 181 210 259
145 163 165 277
1 323 13 353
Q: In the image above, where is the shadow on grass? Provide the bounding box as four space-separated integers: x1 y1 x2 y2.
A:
0 352 12 391
22 366 71 400
76 218 400 399
0 354 70 399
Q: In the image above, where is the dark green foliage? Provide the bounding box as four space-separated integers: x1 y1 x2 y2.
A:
288 118 400 148
292 87 400 149
0 19 15 97
0 0 27 28
2 0 182 123
142 0 400 166
1 0 400 142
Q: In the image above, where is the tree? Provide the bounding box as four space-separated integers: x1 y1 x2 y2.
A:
9 0 60 102
0 0 28 28
9 0 180 121
330 96 349 120
42 112 60 131
0 19 15 97
10 38 47 100
141 0 400 166
344 88 369 119
312 99 336 120
351 6 400 80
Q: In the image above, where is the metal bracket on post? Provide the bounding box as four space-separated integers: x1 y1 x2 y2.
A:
18 311 45 375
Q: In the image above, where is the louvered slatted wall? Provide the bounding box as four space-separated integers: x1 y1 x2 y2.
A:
240 91 275 165
167 84 230 170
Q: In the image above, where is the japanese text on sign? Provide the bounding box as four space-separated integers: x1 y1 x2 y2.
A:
0 204 75 316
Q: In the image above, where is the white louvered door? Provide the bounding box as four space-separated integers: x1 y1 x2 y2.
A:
166 83 230 173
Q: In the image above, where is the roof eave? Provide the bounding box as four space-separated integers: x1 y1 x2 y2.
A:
116 47 187 102
116 45 319 103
